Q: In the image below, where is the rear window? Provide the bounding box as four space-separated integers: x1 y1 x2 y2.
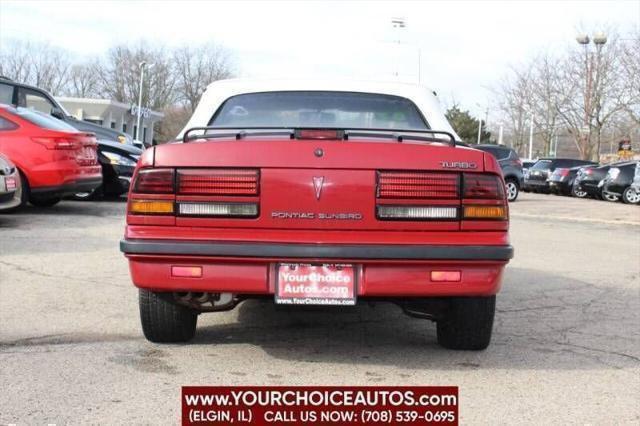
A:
531 160 552 170
477 146 510 160
13 108 77 132
209 91 428 130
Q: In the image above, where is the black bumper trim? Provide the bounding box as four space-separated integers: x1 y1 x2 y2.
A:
120 239 514 261
31 177 103 196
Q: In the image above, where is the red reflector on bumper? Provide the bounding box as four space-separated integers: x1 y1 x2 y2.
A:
430 270 461 282
171 266 203 278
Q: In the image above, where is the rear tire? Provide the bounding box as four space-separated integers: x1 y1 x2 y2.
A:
29 195 61 207
436 296 495 350
139 289 198 343
505 179 519 202
571 185 588 198
602 192 619 202
622 187 640 205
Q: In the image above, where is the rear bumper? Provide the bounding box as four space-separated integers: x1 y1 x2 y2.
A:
524 179 549 190
31 176 103 197
121 240 513 297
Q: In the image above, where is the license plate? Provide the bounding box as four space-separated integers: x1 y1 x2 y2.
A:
275 264 356 306
5 177 16 191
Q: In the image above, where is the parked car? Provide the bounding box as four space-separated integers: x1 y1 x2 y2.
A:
524 158 597 193
120 79 513 350
630 165 640 203
0 152 21 212
601 161 640 204
522 159 536 176
73 139 142 200
0 77 136 146
474 144 523 201
0 105 101 207
573 163 623 201
548 164 597 196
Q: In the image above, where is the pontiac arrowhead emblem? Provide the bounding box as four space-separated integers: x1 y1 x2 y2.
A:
312 176 324 200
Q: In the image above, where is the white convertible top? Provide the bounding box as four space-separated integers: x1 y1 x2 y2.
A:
177 78 459 140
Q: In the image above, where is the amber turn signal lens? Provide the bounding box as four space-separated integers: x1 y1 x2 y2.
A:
129 200 174 214
463 205 506 219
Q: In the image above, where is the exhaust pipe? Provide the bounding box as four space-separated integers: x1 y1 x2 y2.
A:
172 292 238 312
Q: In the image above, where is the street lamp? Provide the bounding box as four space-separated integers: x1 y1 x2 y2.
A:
136 61 154 142
389 17 421 83
576 32 607 160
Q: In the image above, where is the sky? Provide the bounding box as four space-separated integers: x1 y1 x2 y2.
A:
0 0 638 119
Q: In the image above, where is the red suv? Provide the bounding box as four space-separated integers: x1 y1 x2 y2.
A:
0 105 101 207
120 80 513 350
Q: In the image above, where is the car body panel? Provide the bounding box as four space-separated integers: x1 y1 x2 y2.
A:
602 161 639 197
0 105 102 197
0 152 21 210
0 78 130 144
122 81 511 302
95 139 142 196
525 158 597 192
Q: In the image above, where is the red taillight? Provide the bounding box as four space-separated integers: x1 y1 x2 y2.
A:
177 169 259 196
463 173 505 199
133 168 175 194
557 168 569 177
31 137 77 150
377 171 459 199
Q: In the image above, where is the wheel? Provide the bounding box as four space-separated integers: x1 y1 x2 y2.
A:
571 184 588 198
29 195 61 207
622 187 640 205
139 289 198 343
436 296 495 350
602 192 619 202
505 179 519 202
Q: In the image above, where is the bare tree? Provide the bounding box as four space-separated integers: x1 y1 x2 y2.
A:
173 43 234 113
618 31 640 125
525 53 571 156
0 40 71 94
555 33 628 160
94 43 178 110
494 29 636 161
67 62 100 98
494 67 533 157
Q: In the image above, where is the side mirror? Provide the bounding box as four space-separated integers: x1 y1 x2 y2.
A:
51 107 65 120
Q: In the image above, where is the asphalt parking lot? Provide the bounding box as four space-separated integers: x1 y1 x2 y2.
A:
1 192 639 424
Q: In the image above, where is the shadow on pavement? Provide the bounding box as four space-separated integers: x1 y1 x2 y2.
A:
192 267 639 371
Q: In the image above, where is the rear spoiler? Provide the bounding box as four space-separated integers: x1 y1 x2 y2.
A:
182 127 458 147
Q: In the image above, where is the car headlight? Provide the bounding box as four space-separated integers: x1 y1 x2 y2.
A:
103 151 137 167
117 134 134 145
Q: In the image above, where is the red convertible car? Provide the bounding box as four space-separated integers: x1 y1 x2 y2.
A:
121 80 513 350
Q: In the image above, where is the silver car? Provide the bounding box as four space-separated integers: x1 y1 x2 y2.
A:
0 153 21 212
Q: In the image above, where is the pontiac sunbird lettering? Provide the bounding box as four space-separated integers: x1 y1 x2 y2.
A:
120 79 513 350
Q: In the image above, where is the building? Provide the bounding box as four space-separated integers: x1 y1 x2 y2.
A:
56 97 164 144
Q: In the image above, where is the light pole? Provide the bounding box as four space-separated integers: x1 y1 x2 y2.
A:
136 61 154 142
528 110 534 159
576 32 607 160
476 103 488 144
390 17 422 83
